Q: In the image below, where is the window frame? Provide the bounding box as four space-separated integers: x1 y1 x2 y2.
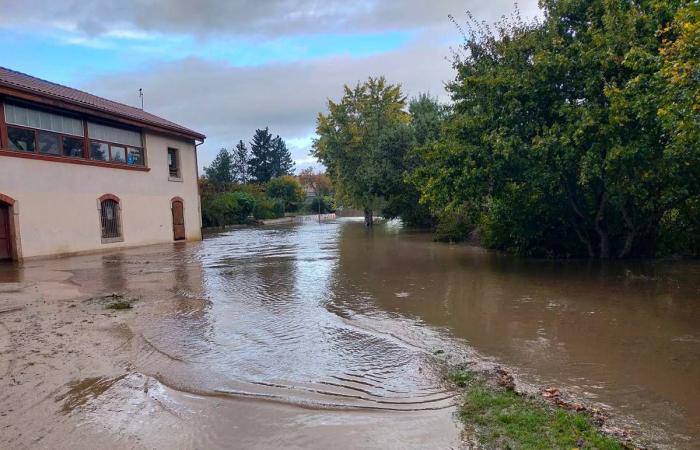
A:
167 147 182 181
6 123 86 159
98 194 124 244
1 100 149 171
88 137 145 167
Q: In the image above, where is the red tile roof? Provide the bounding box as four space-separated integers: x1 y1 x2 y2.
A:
0 66 205 140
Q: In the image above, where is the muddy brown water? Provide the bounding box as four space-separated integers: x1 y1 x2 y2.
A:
0 218 699 449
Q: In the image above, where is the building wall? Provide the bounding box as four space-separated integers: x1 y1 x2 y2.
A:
0 132 201 259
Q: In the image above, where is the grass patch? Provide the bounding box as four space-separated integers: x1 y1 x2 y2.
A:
106 300 133 310
101 293 137 310
448 370 625 450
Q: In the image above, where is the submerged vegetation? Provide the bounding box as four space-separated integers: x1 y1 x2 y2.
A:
447 370 626 450
314 0 699 259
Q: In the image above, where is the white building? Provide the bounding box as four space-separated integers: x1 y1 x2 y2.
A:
0 67 205 261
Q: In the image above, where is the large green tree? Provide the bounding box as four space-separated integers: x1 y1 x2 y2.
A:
313 77 429 227
414 0 696 258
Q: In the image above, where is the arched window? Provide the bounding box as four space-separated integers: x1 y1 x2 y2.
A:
99 195 122 242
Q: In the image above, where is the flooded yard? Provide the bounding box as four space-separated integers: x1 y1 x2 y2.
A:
1 218 699 448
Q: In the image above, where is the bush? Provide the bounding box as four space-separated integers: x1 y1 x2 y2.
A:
306 196 336 214
656 198 700 257
229 191 256 223
266 176 305 212
433 209 473 243
253 198 285 220
231 183 266 200
201 191 255 227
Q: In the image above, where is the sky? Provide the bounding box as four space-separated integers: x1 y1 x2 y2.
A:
0 0 541 172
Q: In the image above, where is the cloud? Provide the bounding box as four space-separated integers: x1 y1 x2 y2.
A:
80 31 461 168
0 0 540 38
4 0 540 170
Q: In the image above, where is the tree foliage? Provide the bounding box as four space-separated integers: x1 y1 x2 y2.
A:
249 128 294 183
298 168 333 197
203 148 235 190
412 0 699 258
266 175 305 212
313 77 437 227
232 140 249 183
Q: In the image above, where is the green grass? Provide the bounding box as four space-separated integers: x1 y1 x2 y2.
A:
106 300 133 310
449 371 625 450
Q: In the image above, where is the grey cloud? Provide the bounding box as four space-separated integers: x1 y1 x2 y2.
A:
81 32 460 168
1 0 540 37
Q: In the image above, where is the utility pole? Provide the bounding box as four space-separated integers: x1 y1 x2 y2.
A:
139 88 144 110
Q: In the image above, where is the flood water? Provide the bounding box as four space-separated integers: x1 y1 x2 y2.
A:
1 218 699 448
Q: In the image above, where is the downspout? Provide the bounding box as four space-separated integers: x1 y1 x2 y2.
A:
194 139 204 237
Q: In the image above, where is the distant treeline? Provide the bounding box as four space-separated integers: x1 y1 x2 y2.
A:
313 1 699 258
201 128 333 227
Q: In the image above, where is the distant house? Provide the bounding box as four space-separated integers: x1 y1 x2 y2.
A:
0 67 205 261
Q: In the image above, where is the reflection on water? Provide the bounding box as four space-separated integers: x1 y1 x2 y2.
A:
327 220 700 447
133 223 453 412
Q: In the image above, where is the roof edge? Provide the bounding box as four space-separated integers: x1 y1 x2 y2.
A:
0 71 206 142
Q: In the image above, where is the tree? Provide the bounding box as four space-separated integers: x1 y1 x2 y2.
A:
248 128 294 182
379 94 446 228
655 2 700 256
232 140 249 183
266 176 305 212
299 168 334 216
313 77 411 227
249 128 274 183
413 1 695 258
410 93 447 146
299 168 332 197
204 148 234 190
271 136 295 177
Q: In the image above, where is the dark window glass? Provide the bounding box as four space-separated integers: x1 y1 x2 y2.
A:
100 199 121 239
7 127 36 152
90 141 109 161
38 131 60 155
168 148 180 177
63 136 84 158
111 145 126 163
127 147 143 166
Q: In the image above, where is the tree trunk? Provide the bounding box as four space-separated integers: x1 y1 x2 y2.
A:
364 208 373 228
594 192 609 259
573 226 595 258
618 204 635 258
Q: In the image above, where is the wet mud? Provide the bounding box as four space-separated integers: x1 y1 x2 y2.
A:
0 219 698 449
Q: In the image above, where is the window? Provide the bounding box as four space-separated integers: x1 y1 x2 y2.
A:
99 197 122 242
90 141 109 161
168 148 180 178
62 136 84 157
2 102 147 168
38 131 60 155
7 127 35 152
5 103 85 159
87 121 144 166
111 145 126 163
5 103 83 136
127 147 143 166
